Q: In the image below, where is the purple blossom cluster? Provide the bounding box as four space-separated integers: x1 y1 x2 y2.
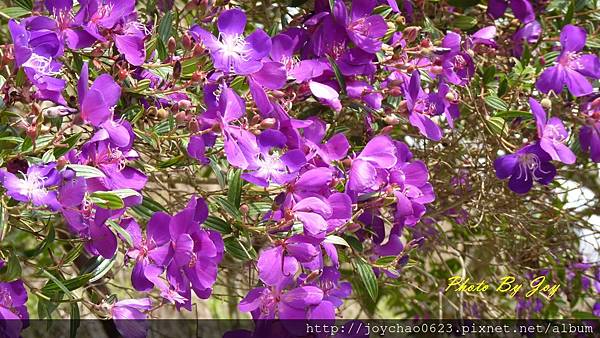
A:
0 0 599 330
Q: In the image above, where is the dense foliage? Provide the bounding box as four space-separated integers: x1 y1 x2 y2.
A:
0 0 599 336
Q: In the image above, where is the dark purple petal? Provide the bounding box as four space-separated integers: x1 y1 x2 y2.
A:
282 286 323 308
560 24 586 52
218 9 246 36
536 66 565 94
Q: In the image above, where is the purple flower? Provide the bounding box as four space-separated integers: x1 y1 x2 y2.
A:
594 301 600 317
389 141 435 227
579 97 600 162
74 0 145 65
191 9 271 75
122 218 172 292
487 0 535 23
45 0 98 49
536 25 600 97
332 0 388 54
257 235 319 287
163 196 224 311
241 130 307 187
111 298 152 338
347 135 397 193
0 279 29 338
58 178 120 259
403 71 444 141
77 63 120 124
8 17 66 104
309 81 342 112
0 163 61 211
202 85 260 169
494 143 557 194
512 20 541 58
530 98 576 164
238 285 324 320
440 32 475 87
468 26 497 48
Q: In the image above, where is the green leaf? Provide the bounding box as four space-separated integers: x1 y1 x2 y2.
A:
447 0 479 8
0 204 7 242
158 11 173 43
326 55 346 95
61 243 84 265
87 256 116 283
487 116 507 135
224 237 257 261
485 95 509 112
453 15 478 30
42 270 76 298
324 235 350 247
344 234 364 252
213 196 242 220
562 0 574 27
209 157 226 189
494 110 532 119
227 169 243 209
89 192 125 210
131 196 167 220
70 303 80 338
89 188 141 209
14 0 33 10
66 164 105 178
204 216 232 234
25 224 55 257
0 251 22 281
375 256 397 265
356 258 378 302
54 132 82 157
107 220 133 247
0 7 31 18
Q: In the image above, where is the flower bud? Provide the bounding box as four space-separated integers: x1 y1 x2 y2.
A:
445 91 456 102
398 100 409 115
541 98 552 109
240 204 249 215
172 60 181 81
403 26 421 43
156 108 169 120
384 115 400 125
56 156 68 169
420 38 431 48
431 66 443 75
260 118 277 129
167 37 177 54
175 111 188 124
188 117 200 133
177 99 192 111
191 70 204 82
182 33 193 50
380 125 394 134
26 124 37 140
193 44 205 57
118 68 128 81
389 86 403 97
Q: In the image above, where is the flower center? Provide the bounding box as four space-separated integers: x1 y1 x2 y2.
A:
219 33 250 61
22 54 59 77
559 52 583 70
453 55 467 70
18 172 47 199
516 153 551 181
543 124 565 142
91 3 115 23
255 152 285 180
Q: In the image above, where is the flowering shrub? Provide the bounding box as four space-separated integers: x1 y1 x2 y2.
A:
0 0 599 336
